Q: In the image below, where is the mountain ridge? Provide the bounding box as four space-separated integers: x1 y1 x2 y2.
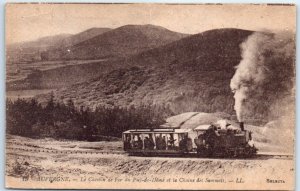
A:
50 24 190 60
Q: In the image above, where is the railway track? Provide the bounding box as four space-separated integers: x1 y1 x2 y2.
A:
257 152 294 160
6 145 294 160
6 146 126 155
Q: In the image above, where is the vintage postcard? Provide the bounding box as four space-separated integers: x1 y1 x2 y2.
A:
5 3 296 190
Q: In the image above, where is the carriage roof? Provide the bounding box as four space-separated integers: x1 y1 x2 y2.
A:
123 128 191 134
194 124 211 131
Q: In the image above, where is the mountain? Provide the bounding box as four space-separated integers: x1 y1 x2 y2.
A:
42 28 112 60
7 25 190 90
7 28 113 63
48 24 189 60
59 28 112 47
34 28 253 117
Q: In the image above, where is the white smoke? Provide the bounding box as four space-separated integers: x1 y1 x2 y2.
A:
230 31 295 122
216 119 227 129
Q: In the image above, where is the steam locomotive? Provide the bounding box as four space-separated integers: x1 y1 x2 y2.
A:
122 122 257 158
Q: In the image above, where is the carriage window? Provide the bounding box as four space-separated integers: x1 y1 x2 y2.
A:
165 133 177 149
123 134 132 150
132 134 143 149
154 134 167 150
126 134 131 141
178 133 184 142
143 134 155 150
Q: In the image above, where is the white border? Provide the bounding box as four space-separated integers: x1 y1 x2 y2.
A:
0 1 298 190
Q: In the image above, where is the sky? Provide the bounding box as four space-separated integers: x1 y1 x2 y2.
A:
6 3 296 44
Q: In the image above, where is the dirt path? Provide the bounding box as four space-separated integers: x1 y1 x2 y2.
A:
5 135 295 190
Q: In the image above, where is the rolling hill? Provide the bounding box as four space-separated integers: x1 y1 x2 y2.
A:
42 27 112 60
35 28 254 118
7 25 190 90
6 28 112 63
59 27 112 47
47 24 189 60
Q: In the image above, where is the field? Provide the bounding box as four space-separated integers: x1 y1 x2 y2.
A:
6 135 294 190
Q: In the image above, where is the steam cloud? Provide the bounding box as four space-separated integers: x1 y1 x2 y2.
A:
230 31 295 122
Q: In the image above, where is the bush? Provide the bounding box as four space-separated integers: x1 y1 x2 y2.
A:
6 97 173 141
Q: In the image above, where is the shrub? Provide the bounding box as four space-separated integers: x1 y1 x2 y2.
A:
6 97 173 140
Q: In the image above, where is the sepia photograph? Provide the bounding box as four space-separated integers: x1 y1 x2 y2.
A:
5 3 296 190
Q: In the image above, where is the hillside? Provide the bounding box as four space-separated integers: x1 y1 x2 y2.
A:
6 28 111 63
42 28 112 60
36 28 253 117
59 27 112 47
7 60 119 90
7 25 189 90
49 24 189 60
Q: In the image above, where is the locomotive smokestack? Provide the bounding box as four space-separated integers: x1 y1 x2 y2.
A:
240 122 244 131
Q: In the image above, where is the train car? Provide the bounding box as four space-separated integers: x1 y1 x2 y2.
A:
122 122 257 158
122 128 193 156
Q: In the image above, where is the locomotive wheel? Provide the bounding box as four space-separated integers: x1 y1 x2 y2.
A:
197 147 208 157
227 149 237 158
225 149 233 158
214 147 225 158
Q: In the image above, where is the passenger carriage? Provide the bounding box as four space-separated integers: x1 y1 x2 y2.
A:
122 128 194 156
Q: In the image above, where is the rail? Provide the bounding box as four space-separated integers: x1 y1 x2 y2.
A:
6 146 126 155
6 145 293 160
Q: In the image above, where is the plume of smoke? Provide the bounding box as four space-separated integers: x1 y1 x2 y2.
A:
230 31 295 122
216 119 227 129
